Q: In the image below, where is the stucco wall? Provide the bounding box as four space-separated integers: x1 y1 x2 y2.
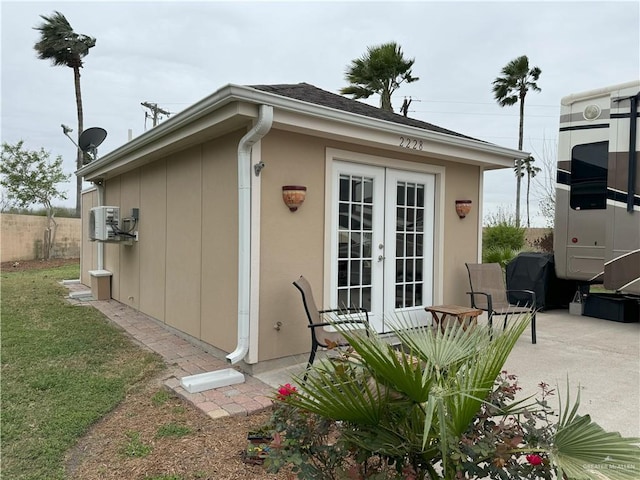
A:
1 213 81 262
256 131 482 364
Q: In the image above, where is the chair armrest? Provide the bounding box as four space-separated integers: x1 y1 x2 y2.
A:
308 318 368 329
319 307 370 323
315 308 370 337
319 307 367 315
505 289 537 308
466 291 493 313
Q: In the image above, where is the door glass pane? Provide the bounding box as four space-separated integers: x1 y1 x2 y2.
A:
337 172 375 311
396 207 405 230
395 284 403 308
350 260 361 286
363 205 373 231
338 289 348 308
363 179 373 203
407 233 415 256
351 204 362 230
340 177 350 201
338 232 349 258
350 232 361 257
352 177 363 202
362 233 372 257
407 209 415 231
405 284 413 307
396 232 404 256
406 259 414 282
362 287 371 311
416 208 424 230
407 183 415 206
397 183 405 206
339 203 349 229
417 185 424 207
338 260 348 287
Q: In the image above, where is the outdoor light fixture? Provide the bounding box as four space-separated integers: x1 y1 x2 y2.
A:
455 199 472 219
282 185 307 212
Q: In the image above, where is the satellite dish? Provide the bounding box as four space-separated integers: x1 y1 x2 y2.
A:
79 127 107 152
78 127 107 163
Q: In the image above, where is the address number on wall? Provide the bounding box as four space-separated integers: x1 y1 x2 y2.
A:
399 137 423 150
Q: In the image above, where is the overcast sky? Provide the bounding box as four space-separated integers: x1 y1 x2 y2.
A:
2 0 639 226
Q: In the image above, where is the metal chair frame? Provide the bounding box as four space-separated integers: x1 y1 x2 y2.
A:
293 276 370 373
465 263 538 344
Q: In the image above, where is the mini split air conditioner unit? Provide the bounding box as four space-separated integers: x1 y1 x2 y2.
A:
89 206 120 242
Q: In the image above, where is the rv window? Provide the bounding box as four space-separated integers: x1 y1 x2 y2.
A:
570 141 608 210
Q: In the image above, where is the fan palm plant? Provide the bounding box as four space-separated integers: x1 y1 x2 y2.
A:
277 315 639 479
34 11 96 216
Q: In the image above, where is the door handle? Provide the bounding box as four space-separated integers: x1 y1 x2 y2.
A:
378 255 385 262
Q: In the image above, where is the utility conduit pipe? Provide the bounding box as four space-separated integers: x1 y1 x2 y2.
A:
226 104 273 364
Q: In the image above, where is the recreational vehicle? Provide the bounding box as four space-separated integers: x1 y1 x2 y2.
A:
554 80 640 297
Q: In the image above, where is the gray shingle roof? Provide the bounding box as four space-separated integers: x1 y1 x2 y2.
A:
249 82 480 141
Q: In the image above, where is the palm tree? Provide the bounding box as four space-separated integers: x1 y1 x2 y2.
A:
340 42 418 112
523 155 541 227
492 55 541 228
34 11 96 217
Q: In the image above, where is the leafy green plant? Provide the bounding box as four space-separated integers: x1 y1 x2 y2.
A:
1 141 71 258
483 208 526 251
151 389 171 406
482 245 521 269
121 430 152 458
155 422 192 438
269 316 640 479
265 387 349 479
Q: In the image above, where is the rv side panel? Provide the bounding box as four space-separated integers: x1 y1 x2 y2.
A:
554 81 640 295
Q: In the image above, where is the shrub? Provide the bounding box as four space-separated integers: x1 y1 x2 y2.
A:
483 208 526 251
264 318 640 480
483 208 526 267
531 230 554 253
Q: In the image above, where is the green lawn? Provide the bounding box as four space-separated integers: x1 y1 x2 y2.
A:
1 264 164 480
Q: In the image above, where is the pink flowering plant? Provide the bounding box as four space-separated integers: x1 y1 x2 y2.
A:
264 315 640 479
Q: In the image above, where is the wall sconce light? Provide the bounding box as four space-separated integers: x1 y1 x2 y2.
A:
455 200 472 219
282 185 307 212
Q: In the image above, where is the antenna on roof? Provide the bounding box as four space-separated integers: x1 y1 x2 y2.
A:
400 97 413 117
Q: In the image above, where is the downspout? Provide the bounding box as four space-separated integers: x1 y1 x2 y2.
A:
96 182 105 270
226 104 273 364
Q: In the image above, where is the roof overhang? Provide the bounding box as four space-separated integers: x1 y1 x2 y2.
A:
78 84 527 182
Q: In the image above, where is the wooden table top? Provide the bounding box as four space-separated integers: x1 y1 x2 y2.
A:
425 305 483 316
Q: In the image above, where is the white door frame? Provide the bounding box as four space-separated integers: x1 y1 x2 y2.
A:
324 148 445 332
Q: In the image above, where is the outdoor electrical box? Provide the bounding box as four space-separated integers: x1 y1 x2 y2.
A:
89 206 120 242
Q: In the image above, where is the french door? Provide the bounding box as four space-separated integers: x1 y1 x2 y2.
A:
330 162 434 333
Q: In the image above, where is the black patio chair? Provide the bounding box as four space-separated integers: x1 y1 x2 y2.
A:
465 263 537 344
293 276 370 376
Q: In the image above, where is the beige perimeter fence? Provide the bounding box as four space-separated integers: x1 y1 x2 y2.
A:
0 214 81 262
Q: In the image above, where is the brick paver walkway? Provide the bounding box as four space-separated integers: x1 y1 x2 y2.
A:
65 282 275 419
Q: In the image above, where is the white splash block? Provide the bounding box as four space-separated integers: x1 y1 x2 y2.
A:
180 368 245 393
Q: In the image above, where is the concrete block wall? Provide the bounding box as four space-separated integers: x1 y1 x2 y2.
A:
0 214 81 262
